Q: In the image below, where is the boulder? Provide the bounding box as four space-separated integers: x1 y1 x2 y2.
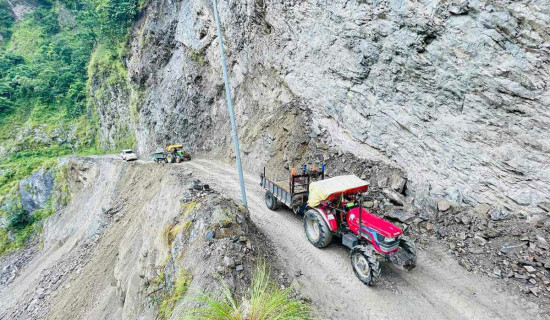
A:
383 209 415 223
389 173 407 194
383 188 405 206
18 169 55 214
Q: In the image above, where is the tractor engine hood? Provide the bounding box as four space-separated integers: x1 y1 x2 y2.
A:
346 207 403 238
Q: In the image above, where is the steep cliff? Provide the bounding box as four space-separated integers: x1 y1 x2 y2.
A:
91 0 550 215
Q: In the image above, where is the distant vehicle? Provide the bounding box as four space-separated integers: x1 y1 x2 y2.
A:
149 144 191 163
121 149 138 161
166 144 191 163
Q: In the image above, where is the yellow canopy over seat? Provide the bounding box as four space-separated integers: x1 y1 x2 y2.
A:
166 144 183 151
307 175 369 207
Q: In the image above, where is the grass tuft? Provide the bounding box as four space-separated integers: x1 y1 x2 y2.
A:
185 263 313 320
159 268 193 319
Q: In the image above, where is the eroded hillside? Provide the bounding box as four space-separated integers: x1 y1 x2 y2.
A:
0 157 296 319
91 0 550 216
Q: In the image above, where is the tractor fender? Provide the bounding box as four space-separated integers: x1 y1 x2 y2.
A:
308 207 338 232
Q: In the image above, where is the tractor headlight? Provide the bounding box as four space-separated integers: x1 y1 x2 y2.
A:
384 237 395 242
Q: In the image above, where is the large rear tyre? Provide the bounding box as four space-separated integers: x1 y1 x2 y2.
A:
304 210 332 248
265 191 279 211
167 154 175 163
350 245 381 286
399 236 417 270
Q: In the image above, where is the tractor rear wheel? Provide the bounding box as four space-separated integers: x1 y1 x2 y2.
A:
265 191 279 210
350 245 381 286
167 154 174 163
304 210 332 248
399 236 417 270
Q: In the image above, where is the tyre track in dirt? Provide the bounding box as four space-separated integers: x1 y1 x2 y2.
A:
180 159 536 320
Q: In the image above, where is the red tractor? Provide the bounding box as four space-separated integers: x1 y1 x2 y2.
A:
261 165 416 285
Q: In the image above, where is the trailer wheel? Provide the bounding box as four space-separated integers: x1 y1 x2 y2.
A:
398 236 417 270
304 210 332 248
265 191 279 210
350 245 381 286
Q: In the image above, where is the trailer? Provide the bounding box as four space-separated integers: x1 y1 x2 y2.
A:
260 165 325 214
151 152 167 163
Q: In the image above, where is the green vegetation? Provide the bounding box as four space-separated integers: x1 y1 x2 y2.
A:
159 268 193 319
0 0 14 41
185 263 313 320
0 162 68 255
0 0 142 255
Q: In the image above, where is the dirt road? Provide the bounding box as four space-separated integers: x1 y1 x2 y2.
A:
184 159 536 320
0 157 537 320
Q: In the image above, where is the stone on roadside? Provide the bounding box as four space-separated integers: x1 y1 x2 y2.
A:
389 173 407 193
236 264 244 272
383 209 415 223
474 235 487 246
216 228 232 238
223 256 235 268
437 199 451 212
537 235 549 250
525 265 536 273
461 215 472 225
205 230 215 241
473 203 491 216
426 222 434 232
489 207 510 221
383 188 406 206
538 202 550 213
483 228 501 239
36 288 45 299
363 201 374 208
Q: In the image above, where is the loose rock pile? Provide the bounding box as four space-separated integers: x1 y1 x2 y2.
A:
359 177 550 311
147 185 289 315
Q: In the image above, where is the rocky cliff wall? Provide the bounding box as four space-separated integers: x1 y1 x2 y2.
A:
92 0 550 215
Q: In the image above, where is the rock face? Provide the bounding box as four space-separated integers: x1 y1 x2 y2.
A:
94 0 550 214
18 169 54 214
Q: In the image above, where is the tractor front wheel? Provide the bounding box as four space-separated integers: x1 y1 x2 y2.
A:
350 245 381 286
399 236 417 270
176 156 182 163
265 191 279 211
304 210 332 248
